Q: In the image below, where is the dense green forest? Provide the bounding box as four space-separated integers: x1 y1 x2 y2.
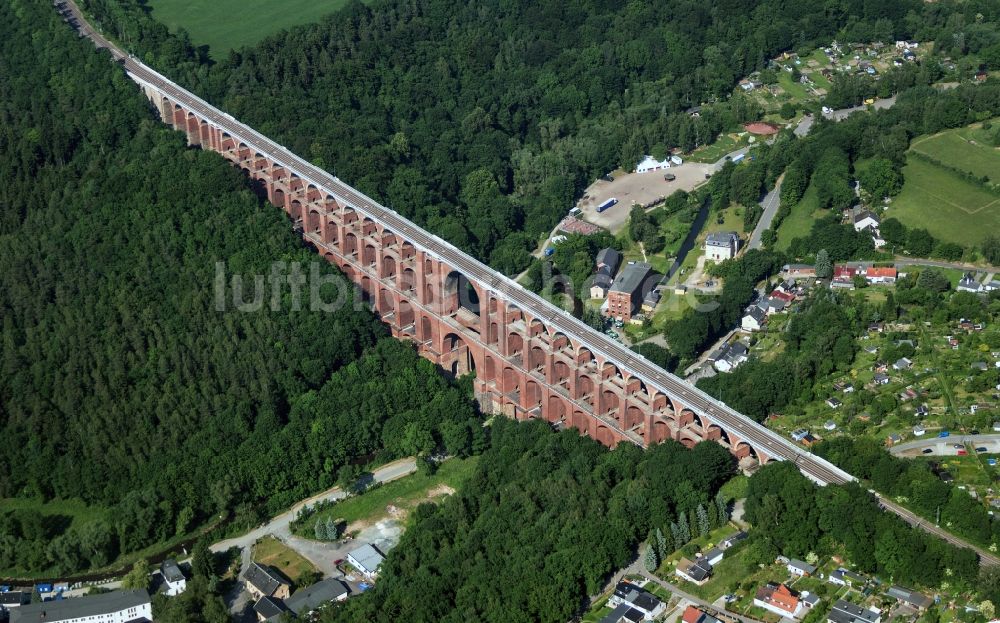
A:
0 0 480 576
79 0 932 274
322 418 736 623
816 438 1000 550
744 461 979 588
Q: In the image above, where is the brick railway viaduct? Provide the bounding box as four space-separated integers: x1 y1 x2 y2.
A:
59 0 1000 564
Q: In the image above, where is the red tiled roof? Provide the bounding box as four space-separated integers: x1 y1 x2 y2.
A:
683 606 705 623
866 267 897 279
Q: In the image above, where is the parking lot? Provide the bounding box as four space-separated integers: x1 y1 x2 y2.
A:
891 434 1000 457
578 163 714 233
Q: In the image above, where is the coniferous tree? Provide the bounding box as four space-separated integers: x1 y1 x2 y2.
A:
644 543 659 572
314 519 327 541
696 504 710 538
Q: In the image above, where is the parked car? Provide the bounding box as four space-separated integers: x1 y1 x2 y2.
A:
922 448 933 454
939 431 950 437
953 443 964 449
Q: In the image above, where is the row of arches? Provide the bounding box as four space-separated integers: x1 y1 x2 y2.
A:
156 93 764 462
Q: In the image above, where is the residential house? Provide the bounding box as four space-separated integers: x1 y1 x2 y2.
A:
608 581 666 620
591 271 614 299
705 232 740 262
607 262 657 322
886 586 933 610
983 280 1000 292
254 596 288 622
866 267 897 284
597 247 622 274
873 373 891 386
913 424 926 436
916 404 929 417
828 569 867 588
826 398 842 409
832 265 857 289
161 558 187 596
791 429 811 442
681 605 724 623
783 264 816 278
244 562 291 601
754 583 804 619
886 433 903 446
893 357 912 371
600 604 645 623
957 272 982 293
642 288 662 313
720 531 748 549
591 248 622 299
787 559 817 577
347 543 386 580
828 599 881 623
713 342 749 373
853 210 881 233
973 361 989 371
758 296 787 315
9 590 151 623
702 548 724 566
675 558 713 585
284 578 350 617
824 420 838 431
742 305 767 332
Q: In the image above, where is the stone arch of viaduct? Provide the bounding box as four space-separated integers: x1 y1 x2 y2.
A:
146 89 769 464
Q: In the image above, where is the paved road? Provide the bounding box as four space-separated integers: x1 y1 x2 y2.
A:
748 174 783 250
890 258 1000 273
794 96 897 138
63 2 999 566
211 458 415 556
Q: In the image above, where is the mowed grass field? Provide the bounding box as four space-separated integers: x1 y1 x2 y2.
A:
147 0 355 58
890 156 1000 246
909 122 1000 182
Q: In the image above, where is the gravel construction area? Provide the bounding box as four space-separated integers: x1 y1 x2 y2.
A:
578 164 713 233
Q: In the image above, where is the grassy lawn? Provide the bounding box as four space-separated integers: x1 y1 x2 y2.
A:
704 206 747 238
776 183 821 251
688 133 749 163
909 122 1000 182
292 457 478 538
890 155 1000 246
252 536 319 585
146 0 359 58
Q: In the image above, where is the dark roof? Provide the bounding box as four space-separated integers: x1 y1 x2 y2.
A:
610 262 654 296
0 591 28 606
597 248 622 272
787 559 817 573
285 578 349 615
853 210 879 224
677 558 711 581
887 585 932 608
703 547 724 561
244 562 285 597
253 596 288 620
612 582 661 612
728 342 748 358
161 559 185 583
706 231 739 247
10 590 149 623
722 531 748 547
600 603 645 623
744 306 766 322
593 272 613 289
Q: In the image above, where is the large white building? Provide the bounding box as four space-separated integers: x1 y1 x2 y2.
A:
636 155 672 173
11 589 151 623
705 231 740 261
161 558 187 596
347 543 385 579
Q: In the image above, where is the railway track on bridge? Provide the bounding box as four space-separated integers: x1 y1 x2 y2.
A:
61 0 1000 567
